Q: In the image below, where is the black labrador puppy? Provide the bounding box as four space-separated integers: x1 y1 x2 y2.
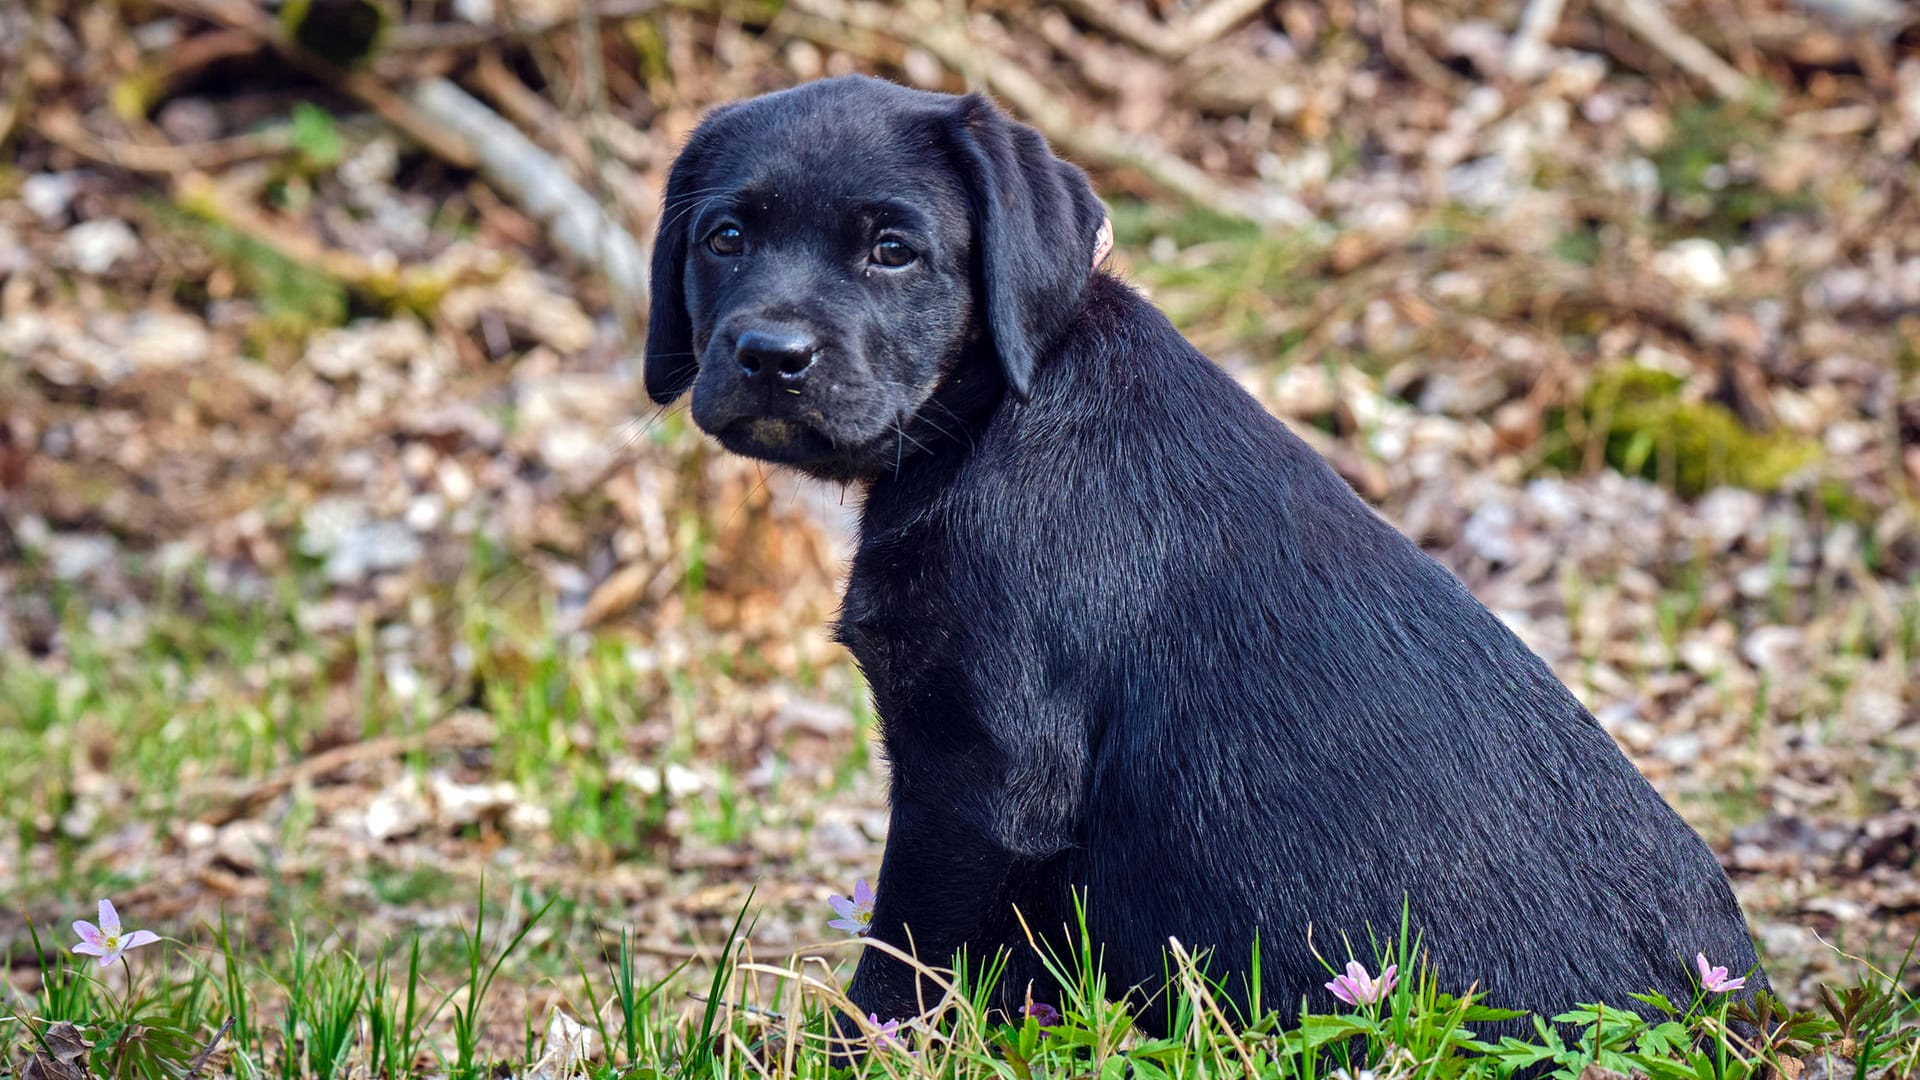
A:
643 75 1766 1031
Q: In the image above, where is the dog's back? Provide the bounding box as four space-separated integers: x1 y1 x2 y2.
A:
851 273 1765 1025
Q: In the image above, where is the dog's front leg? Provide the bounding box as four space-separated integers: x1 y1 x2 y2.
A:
842 794 1013 1021
842 740 1074 1033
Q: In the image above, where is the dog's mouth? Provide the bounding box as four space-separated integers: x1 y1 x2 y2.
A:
713 416 840 467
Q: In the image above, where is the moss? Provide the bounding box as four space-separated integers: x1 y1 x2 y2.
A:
153 202 349 343
1545 363 1822 497
1651 100 1810 243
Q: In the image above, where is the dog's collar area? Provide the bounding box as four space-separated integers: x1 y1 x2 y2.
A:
1092 216 1113 270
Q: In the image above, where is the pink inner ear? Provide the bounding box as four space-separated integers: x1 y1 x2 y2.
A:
1092 217 1114 270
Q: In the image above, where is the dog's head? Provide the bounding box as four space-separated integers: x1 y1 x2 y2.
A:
643 76 1108 480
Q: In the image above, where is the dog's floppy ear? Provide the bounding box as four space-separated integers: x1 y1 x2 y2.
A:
948 94 1108 402
643 133 710 405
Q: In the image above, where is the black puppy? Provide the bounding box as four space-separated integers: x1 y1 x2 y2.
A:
643 75 1766 1031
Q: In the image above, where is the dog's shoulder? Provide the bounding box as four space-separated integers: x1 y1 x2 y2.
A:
957 276 1360 541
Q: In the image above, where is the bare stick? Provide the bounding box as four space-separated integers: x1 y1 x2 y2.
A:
36 107 292 174
1506 0 1569 79
382 0 660 51
148 0 479 167
410 78 649 313
183 1017 235 1080
1057 0 1269 60
1376 0 1473 96
1591 0 1753 99
785 0 1307 227
200 713 496 825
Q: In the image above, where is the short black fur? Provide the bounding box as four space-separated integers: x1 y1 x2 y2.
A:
644 74 1767 1034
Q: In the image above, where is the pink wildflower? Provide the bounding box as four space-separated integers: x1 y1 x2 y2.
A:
1325 960 1398 1006
1695 953 1746 994
72 900 160 968
828 879 875 936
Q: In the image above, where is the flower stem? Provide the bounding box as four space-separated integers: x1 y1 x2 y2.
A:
1715 999 1729 1080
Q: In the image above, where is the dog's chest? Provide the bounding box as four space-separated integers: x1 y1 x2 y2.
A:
835 570 938 691
832 536 977 724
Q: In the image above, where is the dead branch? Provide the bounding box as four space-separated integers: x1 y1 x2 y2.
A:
1056 0 1269 61
410 77 650 314
466 50 657 227
182 1017 235 1080
1590 0 1755 100
381 0 661 51
170 167 494 309
199 713 498 826
1506 0 1569 79
1376 0 1474 97
146 0 480 167
36 107 293 174
113 28 259 119
779 0 1309 228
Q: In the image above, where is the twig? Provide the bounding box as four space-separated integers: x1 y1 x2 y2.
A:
1506 0 1569 79
382 0 660 51
199 713 496 825
1056 0 1269 60
169 168 491 310
1590 0 1754 100
36 107 293 174
780 0 1309 227
1376 0 1473 97
409 77 649 313
183 1017 235 1080
147 0 479 167
0 0 48 157
114 28 259 118
468 52 597 180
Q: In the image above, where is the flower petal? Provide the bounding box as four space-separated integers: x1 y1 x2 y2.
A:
1022 1002 1061 1029
827 918 866 934
73 921 103 947
98 900 121 936
1343 962 1375 1002
828 895 855 919
121 930 161 950
1379 964 1399 997
1325 977 1357 1006
72 942 107 957
1695 953 1712 983
854 879 875 905
1719 976 1746 993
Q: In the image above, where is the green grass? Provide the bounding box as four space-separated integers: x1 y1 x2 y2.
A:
6 889 1917 1079
0 542 871 911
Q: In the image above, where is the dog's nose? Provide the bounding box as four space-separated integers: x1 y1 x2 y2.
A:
736 328 819 386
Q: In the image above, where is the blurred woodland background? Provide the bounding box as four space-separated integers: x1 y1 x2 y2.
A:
2 0 1920 1019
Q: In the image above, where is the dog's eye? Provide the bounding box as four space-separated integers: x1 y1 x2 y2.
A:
870 239 917 268
708 226 745 255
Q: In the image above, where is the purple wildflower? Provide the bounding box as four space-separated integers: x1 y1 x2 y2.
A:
867 1013 904 1050
72 900 160 968
1695 953 1746 994
828 879 875 936
1021 1002 1062 1029
1325 960 1398 1006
